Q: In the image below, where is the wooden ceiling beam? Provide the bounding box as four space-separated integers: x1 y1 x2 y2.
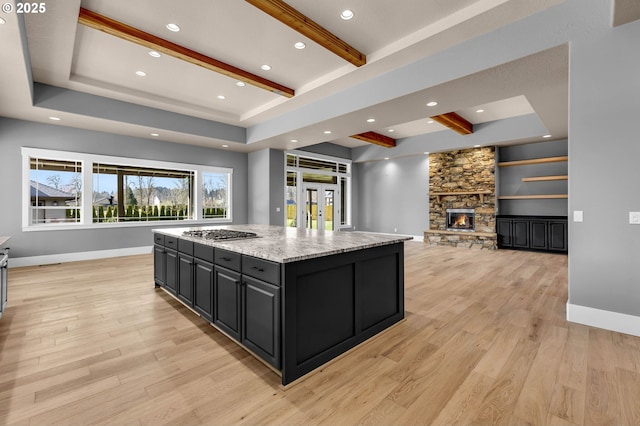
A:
430 112 473 135
245 0 366 67
350 131 396 148
78 7 295 98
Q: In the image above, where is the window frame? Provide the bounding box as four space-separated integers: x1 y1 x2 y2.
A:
22 147 233 231
284 150 352 229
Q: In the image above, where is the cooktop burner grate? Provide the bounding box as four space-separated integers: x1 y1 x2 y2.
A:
182 229 258 241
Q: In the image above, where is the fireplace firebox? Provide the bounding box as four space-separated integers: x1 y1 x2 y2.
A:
446 208 475 232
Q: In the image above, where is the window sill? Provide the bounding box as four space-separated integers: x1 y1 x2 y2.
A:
22 219 233 232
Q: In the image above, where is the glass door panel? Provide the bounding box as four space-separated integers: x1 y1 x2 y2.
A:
302 184 338 230
305 187 318 229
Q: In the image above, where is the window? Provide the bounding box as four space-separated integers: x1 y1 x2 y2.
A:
202 172 229 219
92 163 195 222
285 151 351 230
22 148 232 230
29 158 82 225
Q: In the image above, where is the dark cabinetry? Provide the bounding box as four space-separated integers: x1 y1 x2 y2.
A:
194 259 214 321
213 265 241 340
152 232 405 386
193 244 214 321
242 260 281 369
496 216 567 253
153 233 281 368
154 234 178 294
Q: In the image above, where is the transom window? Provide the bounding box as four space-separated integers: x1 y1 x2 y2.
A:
22 148 232 230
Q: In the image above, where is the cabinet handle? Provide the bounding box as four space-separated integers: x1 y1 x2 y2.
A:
251 266 265 272
221 257 231 262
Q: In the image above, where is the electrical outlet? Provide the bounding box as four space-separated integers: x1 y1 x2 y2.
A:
573 211 583 222
630 212 640 224
394 228 397 232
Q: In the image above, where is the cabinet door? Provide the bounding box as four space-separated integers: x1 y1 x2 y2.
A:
178 254 194 306
496 219 513 247
194 259 214 322
153 245 165 286
242 275 280 368
548 221 568 252
214 266 241 341
529 221 548 250
165 249 178 294
512 220 530 248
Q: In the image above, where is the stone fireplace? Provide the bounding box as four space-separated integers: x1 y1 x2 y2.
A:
425 147 497 249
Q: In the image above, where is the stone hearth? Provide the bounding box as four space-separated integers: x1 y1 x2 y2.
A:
425 147 497 249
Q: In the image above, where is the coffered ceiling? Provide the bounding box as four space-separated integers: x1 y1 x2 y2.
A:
0 0 578 154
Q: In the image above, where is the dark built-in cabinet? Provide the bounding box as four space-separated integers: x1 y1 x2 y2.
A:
497 216 567 253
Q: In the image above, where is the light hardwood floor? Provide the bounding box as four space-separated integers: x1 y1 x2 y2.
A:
1 242 639 425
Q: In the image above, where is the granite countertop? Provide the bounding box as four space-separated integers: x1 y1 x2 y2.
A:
153 224 413 263
0 236 10 247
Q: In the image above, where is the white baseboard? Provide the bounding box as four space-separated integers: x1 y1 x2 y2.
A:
9 246 153 268
566 303 640 337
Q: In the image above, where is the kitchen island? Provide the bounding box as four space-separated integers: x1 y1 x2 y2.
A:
153 225 411 386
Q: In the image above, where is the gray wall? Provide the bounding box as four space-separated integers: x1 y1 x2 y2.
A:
0 118 248 258
298 142 352 160
356 155 429 236
247 148 285 226
497 139 568 216
568 8 640 316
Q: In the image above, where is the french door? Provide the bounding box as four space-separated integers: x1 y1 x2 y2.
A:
302 184 339 231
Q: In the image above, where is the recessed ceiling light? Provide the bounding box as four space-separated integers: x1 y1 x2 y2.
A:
367 118 376 123
261 64 271 71
474 144 481 147
324 130 332 134
217 95 226 100
0 17 6 25
222 144 229 148
426 101 438 107
427 120 435 124
291 139 298 143
236 81 246 87
543 134 552 138
384 157 390 160
340 9 354 20
49 116 61 121
135 70 146 77
476 109 484 113
388 129 395 133
166 23 180 32
424 152 430 155
149 51 161 58
294 42 306 49
150 133 159 137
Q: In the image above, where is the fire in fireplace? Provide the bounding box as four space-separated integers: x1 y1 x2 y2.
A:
446 208 475 232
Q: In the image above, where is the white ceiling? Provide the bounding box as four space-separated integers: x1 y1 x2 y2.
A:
0 0 579 154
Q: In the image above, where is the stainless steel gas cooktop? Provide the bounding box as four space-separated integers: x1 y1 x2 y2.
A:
182 229 258 241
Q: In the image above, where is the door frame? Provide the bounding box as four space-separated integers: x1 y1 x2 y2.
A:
301 183 340 231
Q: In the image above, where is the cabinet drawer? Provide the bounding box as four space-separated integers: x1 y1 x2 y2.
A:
215 249 241 272
194 243 214 263
165 236 178 250
242 256 280 285
178 239 194 255
154 233 165 245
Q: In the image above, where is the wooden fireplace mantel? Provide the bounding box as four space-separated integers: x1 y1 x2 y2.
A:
430 190 493 204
